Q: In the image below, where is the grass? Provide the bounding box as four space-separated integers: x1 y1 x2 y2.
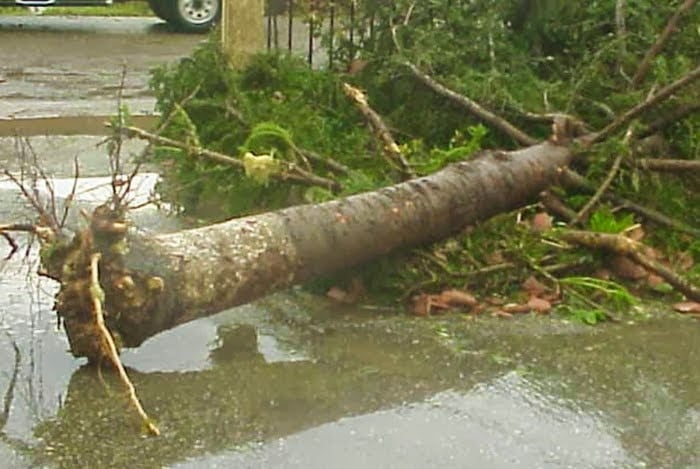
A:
0 1 152 17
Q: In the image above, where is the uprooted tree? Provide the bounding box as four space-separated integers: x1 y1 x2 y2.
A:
1 0 699 433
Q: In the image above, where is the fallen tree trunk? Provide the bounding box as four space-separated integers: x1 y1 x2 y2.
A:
56 141 571 357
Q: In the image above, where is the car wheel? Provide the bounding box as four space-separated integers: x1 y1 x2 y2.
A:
166 0 221 33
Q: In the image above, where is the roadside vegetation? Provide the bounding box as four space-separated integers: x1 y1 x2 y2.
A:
0 1 151 17
142 0 699 323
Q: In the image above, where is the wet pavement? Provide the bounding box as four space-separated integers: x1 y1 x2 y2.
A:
0 16 200 121
0 16 699 469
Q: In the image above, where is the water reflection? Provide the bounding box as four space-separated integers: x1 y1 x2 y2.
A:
178 374 634 469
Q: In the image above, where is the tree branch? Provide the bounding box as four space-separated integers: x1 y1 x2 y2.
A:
558 230 700 301
561 169 700 236
590 64 700 144
406 62 539 146
122 125 341 191
343 83 414 178
571 128 633 224
631 0 696 88
640 102 700 137
636 158 700 172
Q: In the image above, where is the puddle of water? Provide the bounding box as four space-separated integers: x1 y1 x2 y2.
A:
179 376 633 469
0 115 158 137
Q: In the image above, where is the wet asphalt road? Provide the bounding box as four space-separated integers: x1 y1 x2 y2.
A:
0 15 202 119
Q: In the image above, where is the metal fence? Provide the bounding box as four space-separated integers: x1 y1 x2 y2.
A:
262 0 382 69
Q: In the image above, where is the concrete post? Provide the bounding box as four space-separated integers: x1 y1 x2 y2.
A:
221 0 265 67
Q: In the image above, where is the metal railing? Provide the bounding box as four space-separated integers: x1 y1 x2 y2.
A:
263 0 382 69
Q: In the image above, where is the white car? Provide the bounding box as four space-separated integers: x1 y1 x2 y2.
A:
147 0 219 32
0 0 220 32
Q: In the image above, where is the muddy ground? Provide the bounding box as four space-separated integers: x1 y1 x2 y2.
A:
0 16 699 469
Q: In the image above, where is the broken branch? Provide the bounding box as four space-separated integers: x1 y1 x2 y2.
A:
631 0 696 88
122 125 340 191
561 169 700 237
343 82 413 178
636 158 700 172
406 62 539 146
571 127 633 225
558 229 700 302
590 64 700 144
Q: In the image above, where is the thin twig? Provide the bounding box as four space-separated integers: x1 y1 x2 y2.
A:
571 127 633 225
110 64 128 201
0 333 20 432
122 125 340 190
631 0 696 88
1 232 18 259
89 253 160 436
590 64 700 144
615 0 627 65
561 168 700 236
299 149 351 175
539 191 578 221
406 62 539 146
640 102 700 137
60 156 80 229
3 170 58 235
343 83 413 178
636 158 700 172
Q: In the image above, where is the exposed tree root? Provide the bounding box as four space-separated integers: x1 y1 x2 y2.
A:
558 229 700 302
88 253 160 437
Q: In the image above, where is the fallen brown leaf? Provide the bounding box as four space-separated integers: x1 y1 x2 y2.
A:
522 276 548 296
609 255 647 280
673 301 700 313
486 296 505 305
327 286 351 303
502 303 531 314
530 212 553 232
412 293 451 316
438 289 478 307
645 274 665 288
527 296 552 313
412 294 430 316
492 310 514 319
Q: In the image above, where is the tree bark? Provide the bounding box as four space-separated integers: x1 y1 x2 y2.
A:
63 142 571 353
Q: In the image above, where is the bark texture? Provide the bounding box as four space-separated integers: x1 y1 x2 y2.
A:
97 142 571 349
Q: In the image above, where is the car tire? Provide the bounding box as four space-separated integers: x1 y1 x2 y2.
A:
165 0 221 33
148 0 173 21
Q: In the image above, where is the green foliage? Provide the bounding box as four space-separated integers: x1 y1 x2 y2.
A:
148 0 699 313
558 276 639 324
588 206 635 234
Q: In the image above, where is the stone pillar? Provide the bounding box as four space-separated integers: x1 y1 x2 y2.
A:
221 0 265 67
